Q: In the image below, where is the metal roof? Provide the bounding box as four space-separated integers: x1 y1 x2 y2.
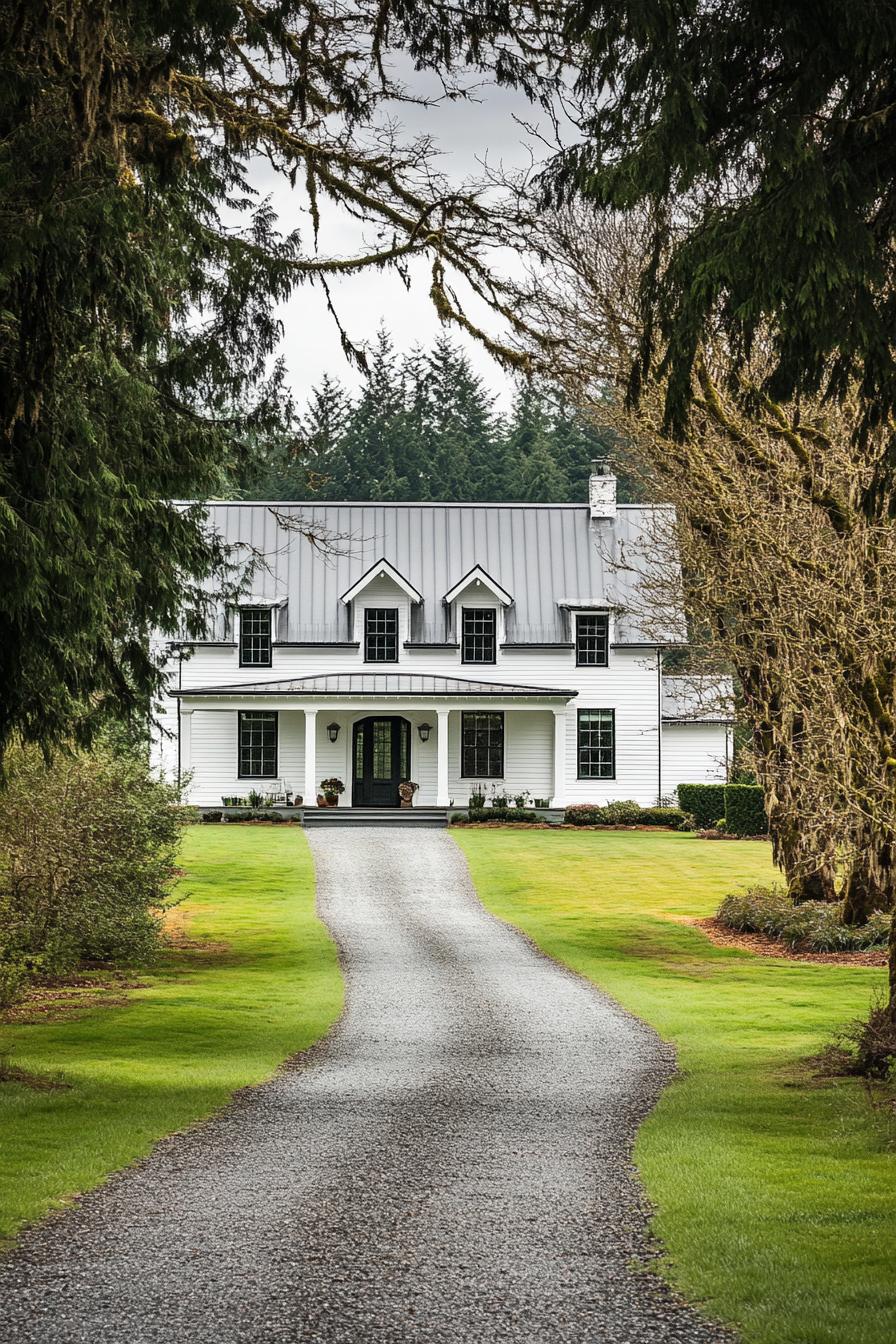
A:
184 500 685 645
662 675 734 723
176 673 577 700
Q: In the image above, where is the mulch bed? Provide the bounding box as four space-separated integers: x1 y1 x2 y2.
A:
686 916 887 967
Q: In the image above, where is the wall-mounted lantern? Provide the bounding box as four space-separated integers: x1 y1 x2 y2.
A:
326 722 340 743
417 722 432 742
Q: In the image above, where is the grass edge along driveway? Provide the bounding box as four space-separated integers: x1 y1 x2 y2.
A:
0 825 342 1246
453 828 896 1344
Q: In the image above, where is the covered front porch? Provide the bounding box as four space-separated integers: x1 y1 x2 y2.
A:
174 673 577 810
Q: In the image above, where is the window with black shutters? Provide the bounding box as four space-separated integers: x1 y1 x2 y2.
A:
461 712 504 778
575 612 609 666
577 708 615 779
238 711 278 777
239 607 272 667
461 608 496 663
364 608 398 662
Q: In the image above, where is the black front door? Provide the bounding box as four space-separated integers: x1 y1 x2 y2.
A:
352 716 411 807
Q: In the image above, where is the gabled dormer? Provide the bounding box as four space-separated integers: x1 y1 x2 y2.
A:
443 566 513 664
341 558 423 661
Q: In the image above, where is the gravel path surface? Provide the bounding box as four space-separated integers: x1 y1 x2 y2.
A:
0 829 729 1344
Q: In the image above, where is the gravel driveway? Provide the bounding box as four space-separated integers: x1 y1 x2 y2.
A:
0 829 728 1343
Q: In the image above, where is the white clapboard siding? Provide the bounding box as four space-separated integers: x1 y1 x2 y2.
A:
158 614 723 808
662 723 731 798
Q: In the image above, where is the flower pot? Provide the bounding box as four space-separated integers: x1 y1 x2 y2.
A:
400 799 413 809
324 794 339 806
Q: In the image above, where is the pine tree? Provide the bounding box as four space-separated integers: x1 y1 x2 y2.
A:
332 330 414 499
503 382 564 502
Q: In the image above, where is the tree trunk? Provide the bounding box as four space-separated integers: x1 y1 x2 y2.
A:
790 865 838 903
842 830 895 925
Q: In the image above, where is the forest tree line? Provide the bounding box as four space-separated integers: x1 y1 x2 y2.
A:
228 331 641 505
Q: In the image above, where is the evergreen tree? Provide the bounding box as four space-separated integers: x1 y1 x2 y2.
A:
0 3 510 758
425 339 497 501
505 382 566 502
331 330 414 499
544 2 896 494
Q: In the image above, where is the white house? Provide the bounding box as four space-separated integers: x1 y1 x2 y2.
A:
151 467 731 811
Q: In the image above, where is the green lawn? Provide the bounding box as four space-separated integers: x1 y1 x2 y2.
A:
0 825 342 1245
453 829 896 1344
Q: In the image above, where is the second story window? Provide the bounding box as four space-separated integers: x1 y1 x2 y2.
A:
461 608 496 663
575 612 609 666
364 608 398 662
239 607 272 667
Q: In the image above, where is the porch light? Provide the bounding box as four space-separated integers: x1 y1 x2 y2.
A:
326 722 340 743
417 722 432 742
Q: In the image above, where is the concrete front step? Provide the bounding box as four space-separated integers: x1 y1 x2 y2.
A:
303 807 449 828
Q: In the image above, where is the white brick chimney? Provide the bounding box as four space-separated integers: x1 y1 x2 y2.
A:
589 459 617 520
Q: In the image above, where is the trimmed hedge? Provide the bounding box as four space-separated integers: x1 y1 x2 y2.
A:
677 783 726 830
717 886 890 952
724 784 768 836
564 801 686 828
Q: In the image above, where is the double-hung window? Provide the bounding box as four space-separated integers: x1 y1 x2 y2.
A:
238 710 278 778
461 711 504 778
461 608 496 664
575 612 609 666
239 607 272 667
577 709 615 779
364 608 398 662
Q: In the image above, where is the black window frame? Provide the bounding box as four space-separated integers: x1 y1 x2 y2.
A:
237 710 278 779
461 711 504 779
575 612 610 667
364 607 399 663
461 607 497 664
239 606 273 668
577 708 616 780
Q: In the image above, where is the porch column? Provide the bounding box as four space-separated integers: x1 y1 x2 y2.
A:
436 708 450 807
304 708 318 807
552 707 568 808
178 706 193 792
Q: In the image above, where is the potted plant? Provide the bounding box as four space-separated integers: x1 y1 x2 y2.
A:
468 786 486 809
247 789 264 808
398 780 419 808
320 777 345 807
513 790 531 809
489 785 510 808
533 797 549 809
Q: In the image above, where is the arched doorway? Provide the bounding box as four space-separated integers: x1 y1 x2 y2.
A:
352 716 411 807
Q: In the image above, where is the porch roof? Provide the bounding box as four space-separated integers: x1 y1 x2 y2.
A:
175 672 577 701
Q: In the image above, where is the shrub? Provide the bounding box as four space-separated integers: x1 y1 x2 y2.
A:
638 806 687 828
677 783 726 830
0 742 186 979
599 799 643 824
563 804 604 826
201 810 223 823
717 885 891 952
0 959 26 1008
564 802 686 828
834 998 896 1079
724 784 768 836
466 807 539 823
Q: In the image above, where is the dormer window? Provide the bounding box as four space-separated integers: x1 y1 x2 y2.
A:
462 608 496 664
575 612 609 667
364 608 398 662
239 607 272 667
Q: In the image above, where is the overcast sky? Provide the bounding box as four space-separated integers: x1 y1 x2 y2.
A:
249 72 552 415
